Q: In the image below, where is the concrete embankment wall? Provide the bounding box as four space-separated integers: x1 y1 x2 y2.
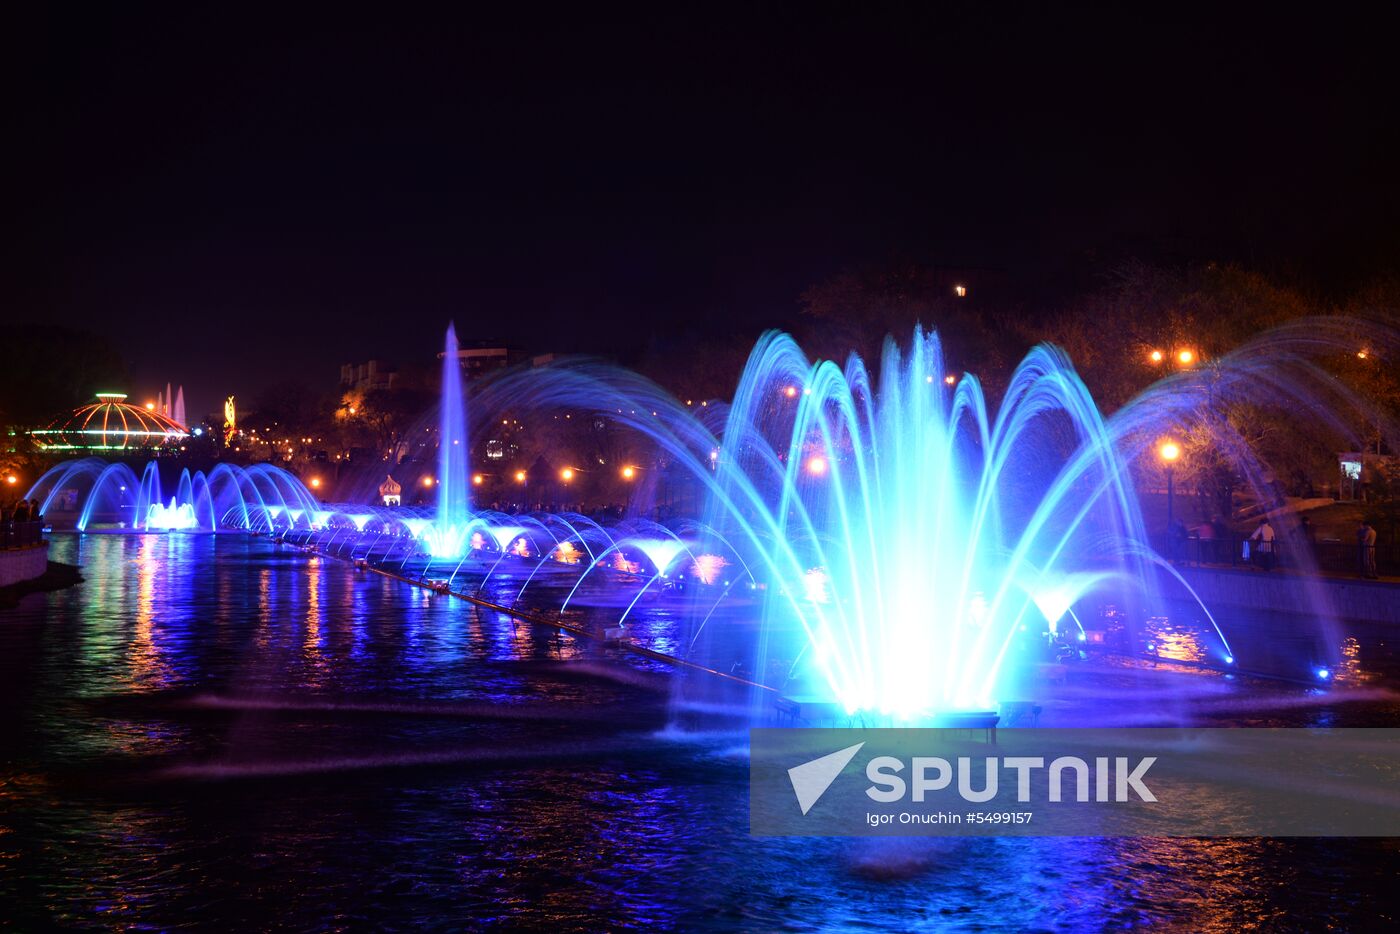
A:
0 545 49 588
1161 565 1400 625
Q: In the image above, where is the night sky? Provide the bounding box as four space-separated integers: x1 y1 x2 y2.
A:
8 7 1396 417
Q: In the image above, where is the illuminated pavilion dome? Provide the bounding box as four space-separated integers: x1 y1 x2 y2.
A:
29 393 190 451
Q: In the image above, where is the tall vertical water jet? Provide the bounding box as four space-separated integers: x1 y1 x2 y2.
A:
426 323 472 557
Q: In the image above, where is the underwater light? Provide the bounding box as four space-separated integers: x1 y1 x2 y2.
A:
1316 668 1331 681
1224 655 1234 665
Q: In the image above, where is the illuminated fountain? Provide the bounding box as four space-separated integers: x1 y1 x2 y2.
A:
697 329 1167 717
27 458 320 533
421 323 474 558
469 327 1247 721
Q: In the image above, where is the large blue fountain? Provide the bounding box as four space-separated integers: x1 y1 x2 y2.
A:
58 321 1396 724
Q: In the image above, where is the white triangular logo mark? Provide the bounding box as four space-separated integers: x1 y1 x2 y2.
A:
788 742 865 815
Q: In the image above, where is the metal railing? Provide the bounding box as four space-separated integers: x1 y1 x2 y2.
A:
1167 535 1397 577
1 520 46 550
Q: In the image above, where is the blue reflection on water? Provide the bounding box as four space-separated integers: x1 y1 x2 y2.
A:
0 535 1394 930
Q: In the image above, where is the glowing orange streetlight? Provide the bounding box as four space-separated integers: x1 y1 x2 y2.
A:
953 284 968 298
1149 349 1164 363
944 374 956 385
1159 440 1181 558
514 470 527 483
472 473 485 486
560 467 575 482
422 476 435 487
145 402 156 411
1357 349 1370 360
783 385 798 399
621 465 637 480
4 475 17 485
1176 349 1195 365
806 455 828 476
309 477 322 489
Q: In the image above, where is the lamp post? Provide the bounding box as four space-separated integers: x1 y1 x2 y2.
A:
1159 440 1181 559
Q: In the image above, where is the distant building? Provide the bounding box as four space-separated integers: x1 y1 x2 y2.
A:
1338 452 1399 502
340 360 398 392
379 474 402 506
438 340 518 380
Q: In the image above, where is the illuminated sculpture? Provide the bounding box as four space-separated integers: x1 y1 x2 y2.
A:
223 395 237 443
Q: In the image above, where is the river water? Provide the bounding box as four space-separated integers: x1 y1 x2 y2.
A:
2 534 1396 930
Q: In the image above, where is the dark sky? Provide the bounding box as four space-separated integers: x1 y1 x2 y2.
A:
7 6 1396 417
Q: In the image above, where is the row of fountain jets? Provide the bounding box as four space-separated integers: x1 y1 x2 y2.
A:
33 319 1374 716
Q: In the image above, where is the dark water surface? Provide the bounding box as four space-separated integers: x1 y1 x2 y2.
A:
2 534 1397 930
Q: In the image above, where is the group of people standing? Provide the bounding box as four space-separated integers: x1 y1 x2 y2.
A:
1242 515 1381 579
2 499 45 549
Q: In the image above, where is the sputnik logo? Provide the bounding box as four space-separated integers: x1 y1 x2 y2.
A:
787 742 865 815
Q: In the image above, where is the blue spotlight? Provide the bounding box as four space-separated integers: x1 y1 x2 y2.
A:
1315 667 1331 681
1223 655 1234 665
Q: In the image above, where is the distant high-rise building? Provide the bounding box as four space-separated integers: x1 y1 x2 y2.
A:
340 360 398 392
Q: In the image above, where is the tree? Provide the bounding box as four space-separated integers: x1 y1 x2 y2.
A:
797 261 1020 397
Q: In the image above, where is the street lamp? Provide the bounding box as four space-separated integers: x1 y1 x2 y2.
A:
560 467 575 483
1149 349 1164 364
1177 349 1195 366
472 473 485 486
514 470 527 484
422 476 434 487
806 455 828 476
1159 440 1181 559
620 465 637 480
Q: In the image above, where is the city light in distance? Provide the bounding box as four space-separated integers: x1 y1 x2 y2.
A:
1357 349 1369 359
944 374 956 385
